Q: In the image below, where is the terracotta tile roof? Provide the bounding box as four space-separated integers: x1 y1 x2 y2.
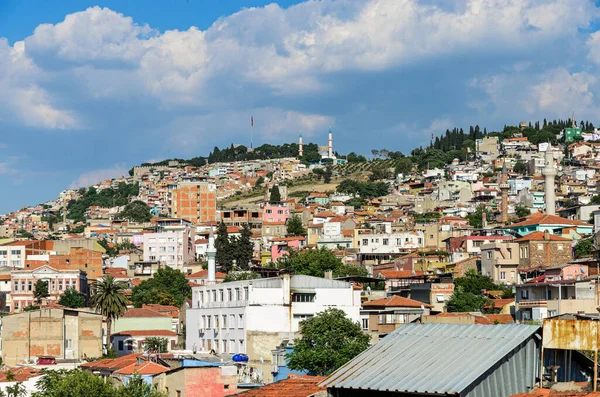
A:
142 303 180 312
270 237 306 242
235 375 326 397
122 308 168 318
514 231 571 242
313 211 337 218
477 314 514 324
187 270 227 279
0 367 43 382
80 354 142 370
195 239 208 244
363 295 432 308
509 214 591 228
114 361 169 376
379 270 424 279
112 329 177 337
489 298 515 309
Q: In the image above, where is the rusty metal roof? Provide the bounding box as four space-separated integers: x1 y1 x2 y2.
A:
320 323 540 396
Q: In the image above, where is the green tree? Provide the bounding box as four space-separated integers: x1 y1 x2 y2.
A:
591 195 600 205
33 280 49 304
446 287 492 313
513 161 527 175
90 275 129 344
394 157 413 175
143 337 168 353
269 185 282 203
223 271 259 282
33 369 115 397
118 200 152 223
466 206 491 229
215 221 233 271
515 204 531 218
232 224 254 270
131 267 191 308
5 381 26 397
323 166 333 184
286 214 306 236
287 308 370 376
279 247 367 278
255 176 265 187
116 373 166 397
575 238 593 258
58 287 85 308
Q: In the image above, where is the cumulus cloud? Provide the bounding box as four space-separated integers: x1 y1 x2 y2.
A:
69 164 128 189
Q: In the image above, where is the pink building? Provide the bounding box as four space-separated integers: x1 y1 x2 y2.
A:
262 204 290 224
11 264 88 312
545 263 588 281
270 237 306 262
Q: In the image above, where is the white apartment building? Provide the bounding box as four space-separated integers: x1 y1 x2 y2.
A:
186 275 361 383
142 227 195 270
0 246 26 268
358 232 425 254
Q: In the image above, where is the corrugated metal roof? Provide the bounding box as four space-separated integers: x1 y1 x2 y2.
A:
320 323 540 395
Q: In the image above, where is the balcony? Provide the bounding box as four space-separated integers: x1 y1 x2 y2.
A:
517 300 547 308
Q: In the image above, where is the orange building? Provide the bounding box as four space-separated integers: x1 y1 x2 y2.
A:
171 182 217 224
49 247 104 280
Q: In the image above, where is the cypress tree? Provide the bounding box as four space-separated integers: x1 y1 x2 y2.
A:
270 185 282 203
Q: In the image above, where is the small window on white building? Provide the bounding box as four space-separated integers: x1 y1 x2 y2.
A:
500 271 506 280
382 238 389 246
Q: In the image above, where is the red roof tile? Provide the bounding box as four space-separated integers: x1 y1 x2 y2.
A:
114 361 169 376
515 231 571 242
510 214 591 228
187 270 227 279
379 270 424 279
363 295 432 308
236 375 326 397
0 367 43 383
122 308 168 318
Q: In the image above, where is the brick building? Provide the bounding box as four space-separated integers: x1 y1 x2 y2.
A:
171 181 217 224
515 231 572 272
48 247 103 280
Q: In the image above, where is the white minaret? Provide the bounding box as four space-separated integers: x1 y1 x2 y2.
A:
207 227 216 284
298 132 303 157
542 145 557 215
328 127 333 158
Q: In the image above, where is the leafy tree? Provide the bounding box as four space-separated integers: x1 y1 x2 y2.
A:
515 204 531 218
287 308 370 376
131 267 191 308
344 197 366 209
33 369 115 397
116 373 166 397
90 275 129 343
143 337 168 353
255 176 264 187
336 180 389 199
286 214 306 236
369 167 392 182
563 199 578 208
466 206 491 229
59 287 85 308
223 271 259 282
23 305 41 312
215 221 233 270
446 287 492 313
33 280 49 304
592 195 600 205
575 238 593 258
5 381 26 397
118 200 152 223
394 157 413 175
231 224 254 270
513 161 527 175
269 185 282 203
323 166 333 184
279 247 367 278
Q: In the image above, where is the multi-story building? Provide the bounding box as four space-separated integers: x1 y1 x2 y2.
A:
171 181 217 224
0 241 51 269
515 231 572 274
143 228 195 270
480 240 520 285
10 265 89 312
48 247 103 280
358 231 424 254
186 274 361 383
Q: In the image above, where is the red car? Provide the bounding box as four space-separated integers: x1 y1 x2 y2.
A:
37 357 57 365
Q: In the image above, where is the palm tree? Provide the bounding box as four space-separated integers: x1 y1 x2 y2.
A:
90 274 129 349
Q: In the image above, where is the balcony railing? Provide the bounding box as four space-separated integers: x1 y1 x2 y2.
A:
517 300 547 308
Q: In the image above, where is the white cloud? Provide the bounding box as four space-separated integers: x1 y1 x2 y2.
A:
69 164 128 189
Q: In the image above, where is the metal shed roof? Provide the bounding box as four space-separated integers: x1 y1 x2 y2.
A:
320 323 540 395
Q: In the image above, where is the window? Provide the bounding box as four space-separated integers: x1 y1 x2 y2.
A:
486 251 493 259
277 210 283 214
382 238 389 246
27 281 32 291
0 250 6 256
222 315 227 329
11 260 20 267
362 239 368 246
230 314 235 328
21 281 25 291
159 246 166 252
521 289 529 299
149 247 156 252
58 281 63 291
126 340 133 351
293 314 313 321
227 289 232 301
118 340 124 351
557 244 563 250
13 281 17 292
148 238 156 244
212 290 217 302
472 241 482 247
236 288 241 300
206 316 212 328
215 315 220 328
168 237 175 243
537 244 543 251
239 339 244 353
168 246 175 252
149 256 156 261
239 314 244 328
65 339 72 349
292 293 315 303
520 246 529 259
500 271 506 280
266 209 272 214
244 287 249 300
362 318 369 330
436 295 445 303
10 250 20 255
219 290 224 301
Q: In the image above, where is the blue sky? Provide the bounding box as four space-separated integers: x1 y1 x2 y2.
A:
0 0 600 214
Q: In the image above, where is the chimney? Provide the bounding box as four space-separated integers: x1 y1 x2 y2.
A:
544 230 550 241
324 271 333 280
482 211 487 229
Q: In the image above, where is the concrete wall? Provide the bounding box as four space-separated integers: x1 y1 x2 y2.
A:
1 309 102 367
154 366 237 397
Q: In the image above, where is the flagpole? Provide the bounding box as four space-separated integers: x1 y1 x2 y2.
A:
250 116 254 149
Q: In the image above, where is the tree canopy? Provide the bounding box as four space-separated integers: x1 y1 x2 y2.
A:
287 308 370 376
336 179 389 198
131 267 191 308
278 247 367 278
58 287 85 308
286 214 306 236
269 185 281 203
575 238 593 258
67 183 139 222
215 221 233 270
33 280 49 303
90 275 129 340
117 200 152 223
